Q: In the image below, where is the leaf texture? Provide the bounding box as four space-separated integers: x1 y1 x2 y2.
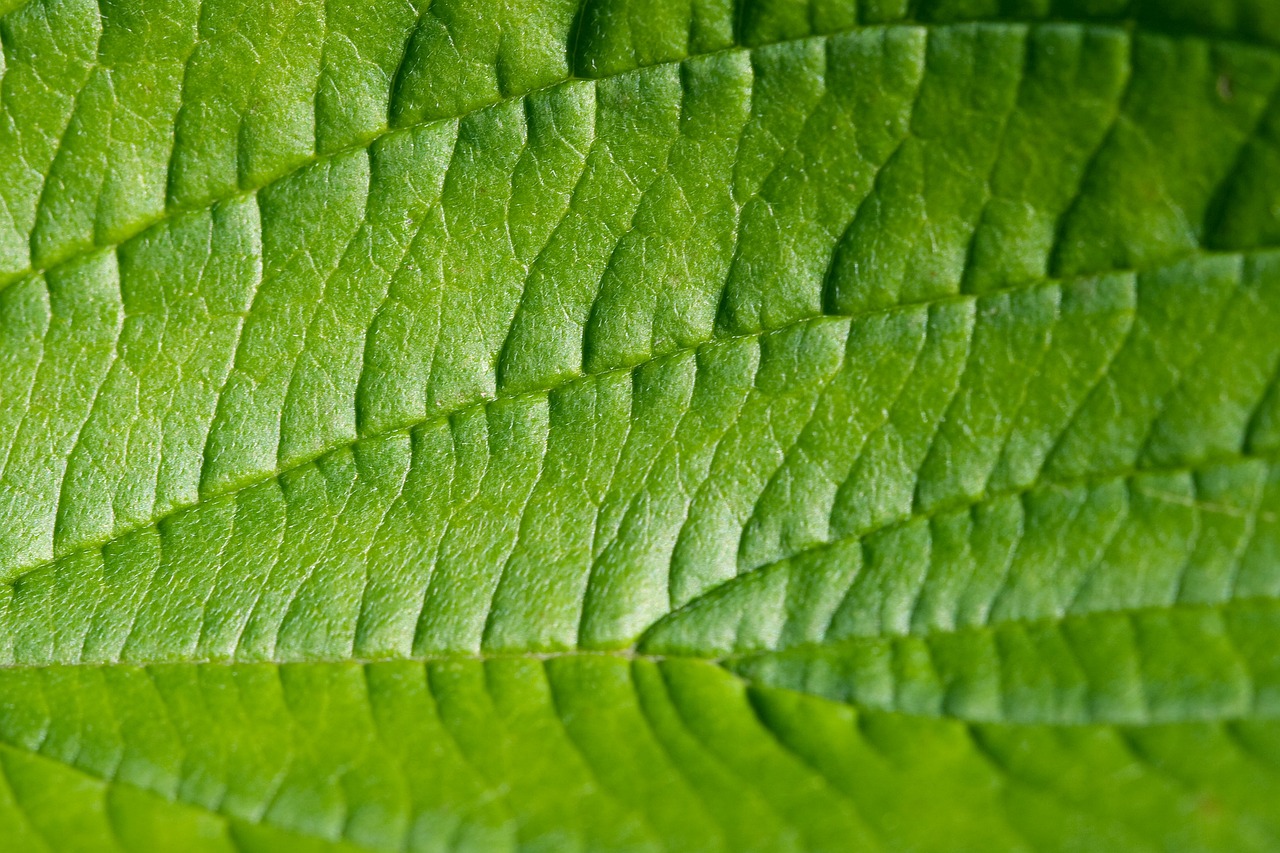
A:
0 0 1279 849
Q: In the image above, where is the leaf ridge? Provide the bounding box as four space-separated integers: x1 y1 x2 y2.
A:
0 741 385 853
647 448 1280 643
739 686 887 850
0 17 1271 302
7 247 1275 602
721 598 1280 726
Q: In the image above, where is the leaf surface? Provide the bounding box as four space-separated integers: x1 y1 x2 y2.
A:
1 0 1279 849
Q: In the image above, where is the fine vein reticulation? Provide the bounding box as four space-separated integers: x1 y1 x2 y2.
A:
1 0 1279 851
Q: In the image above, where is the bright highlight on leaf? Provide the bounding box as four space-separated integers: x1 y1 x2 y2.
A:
0 0 1277 849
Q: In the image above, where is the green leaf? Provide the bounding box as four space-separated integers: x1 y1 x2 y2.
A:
0 0 1278 849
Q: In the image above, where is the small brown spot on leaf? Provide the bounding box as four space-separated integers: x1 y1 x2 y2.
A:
1218 74 1235 102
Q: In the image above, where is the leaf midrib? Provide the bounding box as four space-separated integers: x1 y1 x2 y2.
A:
1 578 1276 670
0 603 1273 847
4 627 1267 853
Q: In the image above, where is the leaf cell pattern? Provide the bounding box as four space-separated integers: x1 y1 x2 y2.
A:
0 0 1278 849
